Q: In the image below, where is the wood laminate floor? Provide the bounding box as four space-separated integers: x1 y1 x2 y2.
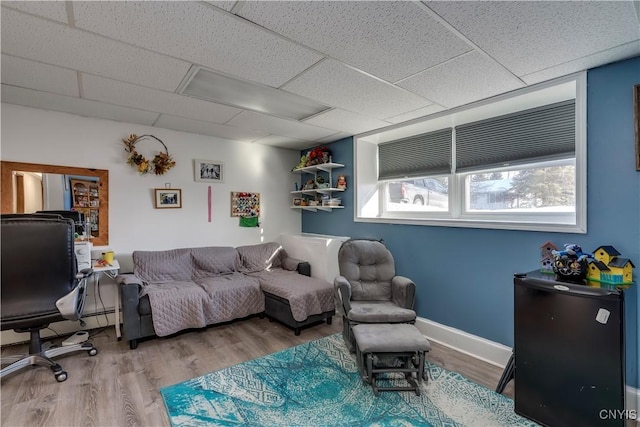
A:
1 316 512 427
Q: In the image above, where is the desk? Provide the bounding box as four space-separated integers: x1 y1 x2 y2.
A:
92 260 121 340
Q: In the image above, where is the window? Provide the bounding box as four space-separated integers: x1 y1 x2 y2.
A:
355 73 586 233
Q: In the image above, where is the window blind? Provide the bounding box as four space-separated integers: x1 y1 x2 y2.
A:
455 100 575 172
378 128 452 180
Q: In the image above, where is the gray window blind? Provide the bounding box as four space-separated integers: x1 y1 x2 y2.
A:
378 128 452 180
455 100 575 172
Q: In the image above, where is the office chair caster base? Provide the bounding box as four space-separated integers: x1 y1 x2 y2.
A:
54 371 68 382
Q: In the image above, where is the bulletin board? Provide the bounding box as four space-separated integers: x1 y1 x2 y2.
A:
230 192 260 217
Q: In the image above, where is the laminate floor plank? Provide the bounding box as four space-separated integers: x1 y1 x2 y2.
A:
1 316 515 427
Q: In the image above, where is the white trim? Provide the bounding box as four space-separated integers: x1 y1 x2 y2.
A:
354 74 586 233
415 317 512 368
416 316 639 412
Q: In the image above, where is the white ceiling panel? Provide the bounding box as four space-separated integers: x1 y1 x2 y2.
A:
154 114 268 143
425 1 640 77
1 8 191 92
521 41 640 85
283 59 433 120
1 2 637 149
2 1 68 24
72 1 323 88
82 74 242 124
227 111 338 141
385 105 447 124
303 109 391 135
251 135 310 150
2 55 79 97
237 1 471 82
1 85 159 126
205 1 237 13
313 132 351 145
398 51 525 108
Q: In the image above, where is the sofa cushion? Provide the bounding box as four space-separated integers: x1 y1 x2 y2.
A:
144 281 210 336
191 246 241 278
133 248 193 283
237 242 285 273
251 269 334 322
195 273 264 322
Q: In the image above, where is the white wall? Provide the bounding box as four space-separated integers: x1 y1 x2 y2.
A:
2 104 302 266
1 104 303 342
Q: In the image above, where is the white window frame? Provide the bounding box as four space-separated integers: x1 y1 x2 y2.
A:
354 73 587 233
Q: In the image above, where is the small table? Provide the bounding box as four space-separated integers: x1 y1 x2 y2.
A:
92 260 121 340
352 323 431 396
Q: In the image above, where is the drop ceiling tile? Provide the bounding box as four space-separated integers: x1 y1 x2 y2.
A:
72 2 322 87
204 1 236 12
1 85 159 126
398 51 525 108
521 41 640 85
2 55 79 97
313 132 351 144
425 1 640 77
227 111 337 141
154 114 267 143
237 1 471 82
385 105 446 124
283 59 432 120
1 8 191 92
82 74 242 124
303 109 390 135
2 1 68 24
252 135 311 150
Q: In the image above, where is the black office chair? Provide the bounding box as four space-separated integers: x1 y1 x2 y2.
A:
1 214 98 382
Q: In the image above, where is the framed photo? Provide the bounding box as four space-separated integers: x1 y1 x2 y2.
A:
154 188 182 209
634 84 640 171
195 159 224 183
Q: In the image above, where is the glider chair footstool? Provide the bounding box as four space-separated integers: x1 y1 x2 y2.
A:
352 323 431 396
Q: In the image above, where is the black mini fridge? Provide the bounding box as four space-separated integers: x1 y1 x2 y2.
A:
513 271 631 427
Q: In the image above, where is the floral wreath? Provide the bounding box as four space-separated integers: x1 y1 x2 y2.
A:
122 134 176 175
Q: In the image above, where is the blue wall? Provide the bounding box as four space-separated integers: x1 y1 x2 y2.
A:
302 56 640 387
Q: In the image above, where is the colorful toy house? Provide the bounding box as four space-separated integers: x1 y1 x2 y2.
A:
587 245 635 284
540 241 557 272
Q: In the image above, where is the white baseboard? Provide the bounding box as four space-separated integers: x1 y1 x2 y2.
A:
415 317 512 368
415 316 639 412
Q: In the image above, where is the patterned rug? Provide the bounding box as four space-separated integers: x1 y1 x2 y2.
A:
160 334 537 427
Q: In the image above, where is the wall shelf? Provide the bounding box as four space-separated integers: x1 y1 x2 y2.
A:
291 162 345 212
290 205 345 212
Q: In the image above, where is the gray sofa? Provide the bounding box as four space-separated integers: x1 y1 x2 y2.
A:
117 242 334 349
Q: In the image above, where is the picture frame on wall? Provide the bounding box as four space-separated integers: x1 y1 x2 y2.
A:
634 84 640 171
154 188 182 209
195 159 224 183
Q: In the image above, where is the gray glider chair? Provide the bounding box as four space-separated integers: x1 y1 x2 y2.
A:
1 214 98 382
334 239 417 352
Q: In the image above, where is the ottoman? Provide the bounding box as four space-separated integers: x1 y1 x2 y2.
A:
352 323 431 396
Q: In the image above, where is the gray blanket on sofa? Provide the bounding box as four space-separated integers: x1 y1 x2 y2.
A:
133 247 264 337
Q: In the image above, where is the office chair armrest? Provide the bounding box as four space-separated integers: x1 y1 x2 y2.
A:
56 272 92 321
76 268 94 280
391 276 416 309
334 276 352 316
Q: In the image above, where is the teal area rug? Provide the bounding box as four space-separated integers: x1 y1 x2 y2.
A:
161 334 537 426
